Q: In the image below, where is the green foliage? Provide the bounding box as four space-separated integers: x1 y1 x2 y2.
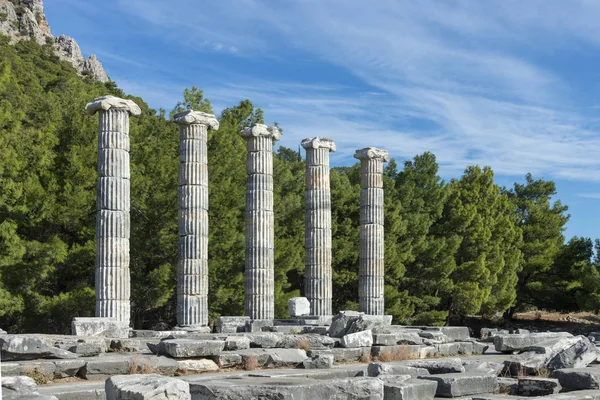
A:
1 34 595 333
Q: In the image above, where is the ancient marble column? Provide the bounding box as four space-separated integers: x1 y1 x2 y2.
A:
240 124 281 320
86 95 141 326
302 137 336 316
354 147 389 315
173 110 219 328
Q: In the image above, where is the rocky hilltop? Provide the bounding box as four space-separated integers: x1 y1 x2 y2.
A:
0 0 109 82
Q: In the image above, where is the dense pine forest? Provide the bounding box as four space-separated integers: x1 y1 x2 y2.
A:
2 35 600 334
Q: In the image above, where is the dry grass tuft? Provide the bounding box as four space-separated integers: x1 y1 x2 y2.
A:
359 351 372 363
377 345 414 362
129 356 155 374
23 366 51 385
536 367 551 378
244 355 259 371
296 338 312 351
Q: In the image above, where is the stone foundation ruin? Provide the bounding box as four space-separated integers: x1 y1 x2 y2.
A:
2 95 600 399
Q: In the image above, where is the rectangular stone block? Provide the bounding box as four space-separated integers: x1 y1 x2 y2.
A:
246 136 273 153
179 235 208 259
178 259 208 276
245 268 275 295
245 190 274 212
158 339 224 358
305 209 332 229
305 228 332 249
178 273 208 295
305 166 330 189
215 316 250 333
359 258 384 276
179 162 208 186
360 205 384 225
98 148 130 178
245 294 275 319
306 147 330 166
246 173 273 191
98 108 129 134
305 247 333 267
419 373 498 397
360 187 384 206
305 189 332 210
95 267 131 299
72 317 129 338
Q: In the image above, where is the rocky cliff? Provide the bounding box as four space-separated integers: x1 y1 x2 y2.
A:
0 0 109 82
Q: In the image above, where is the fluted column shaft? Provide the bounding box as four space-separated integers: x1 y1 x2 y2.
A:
302 137 336 316
241 124 281 320
354 147 389 315
87 96 141 326
174 111 219 328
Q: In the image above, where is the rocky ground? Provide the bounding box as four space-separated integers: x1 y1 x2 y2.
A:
3 310 600 399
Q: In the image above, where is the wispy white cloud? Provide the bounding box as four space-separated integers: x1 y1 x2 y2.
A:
577 193 600 199
109 0 600 182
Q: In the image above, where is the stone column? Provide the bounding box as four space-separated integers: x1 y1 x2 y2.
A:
240 124 281 320
86 95 141 326
302 137 336 316
354 147 389 315
173 111 219 329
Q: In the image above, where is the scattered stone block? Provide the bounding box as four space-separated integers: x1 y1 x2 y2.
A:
373 331 423 346
303 354 334 369
212 352 243 368
329 311 363 338
341 329 373 348
310 347 369 363
264 349 308 368
245 319 273 332
68 343 104 357
371 345 421 360
81 356 131 379
0 335 78 361
438 326 471 341
517 376 561 396
301 326 328 335
551 367 600 390
346 315 392 334
419 372 498 397
245 332 283 348
383 378 437 400
418 330 449 343
280 333 335 349
435 342 462 356
130 330 188 339
407 358 465 374
472 341 490 355
224 336 250 351
105 374 190 400
53 359 86 379
158 339 224 358
177 359 219 373
71 317 129 338
463 360 504 375
2 376 39 398
109 339 140 352
288 297 310 317
497 377 518 394
215 316 249 333
494 332 572 353
366 362 430 377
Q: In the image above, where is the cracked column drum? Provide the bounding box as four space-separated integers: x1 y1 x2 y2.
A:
86 95 141 326
354 147 389 315
173 111 219 328
241 124 281 320
302 137 336 316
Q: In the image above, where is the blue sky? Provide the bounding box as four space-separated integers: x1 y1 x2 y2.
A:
46 0 600 240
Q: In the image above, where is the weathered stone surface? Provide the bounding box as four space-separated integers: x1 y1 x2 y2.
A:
81 357 131 379
288 297 311 317
215 316 249 333
0 335 78 361
158 339 224 358
497 377 518 395
407 358 465 374
417 330 449 343
53 359 86 378
419 373 498 397
437 327 471 342
382 378 437 400
517 376 561 396
303 354 334 369
280 334 336 349
2 376 39 398
472 341 490 355
329 311 363 338
72 317 129 338
177 359 219 373
189 376 383 400
463 360 504 375
494 332 573 353
371 344 422 360
68 343 104 357
373 331 422 346
213 352 243 368
109 339 140 352
551 367 600 390
245 332 283 348
347 315 392 334
367 362 430 378
506 335 599 373
264 348 308 368
310 348 370 363
225 336 251 351
106 374 190 400
245 319 274 333
0 327 7 334
341 329 373 348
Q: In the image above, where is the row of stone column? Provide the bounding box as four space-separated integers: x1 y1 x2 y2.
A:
87 95 389 328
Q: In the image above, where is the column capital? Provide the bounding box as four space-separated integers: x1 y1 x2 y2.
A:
173 110 219 130
240 124 281 141
86 95 141 116
301 137 336 152
354 147 389 162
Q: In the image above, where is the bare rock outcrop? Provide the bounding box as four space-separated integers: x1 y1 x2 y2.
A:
0 0 109 82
